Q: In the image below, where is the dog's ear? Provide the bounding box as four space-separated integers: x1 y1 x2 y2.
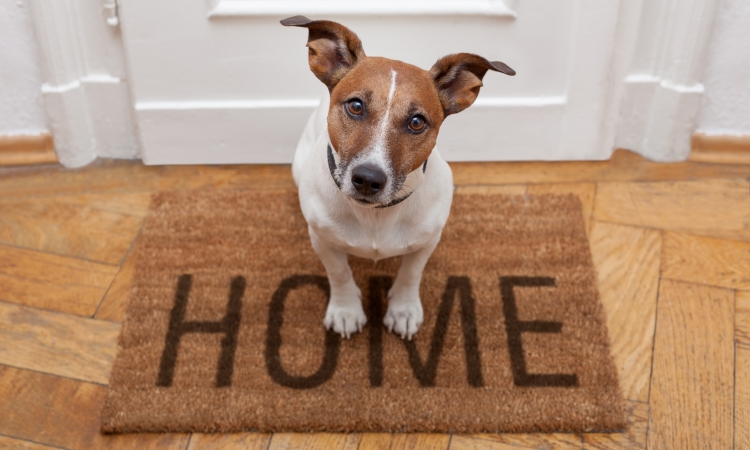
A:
430 53 515 116
281 16 366 91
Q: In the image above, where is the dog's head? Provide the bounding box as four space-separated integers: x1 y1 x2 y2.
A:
282 16 515 207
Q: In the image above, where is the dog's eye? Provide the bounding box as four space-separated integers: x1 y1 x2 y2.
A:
408 115 426 132
347 99 364 116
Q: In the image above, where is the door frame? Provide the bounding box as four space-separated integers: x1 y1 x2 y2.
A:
28 0 721 166
27 0 139 168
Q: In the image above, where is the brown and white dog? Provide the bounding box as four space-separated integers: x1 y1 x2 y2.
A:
283 16 514 339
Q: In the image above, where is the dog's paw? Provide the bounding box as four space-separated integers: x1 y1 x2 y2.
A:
384 299 423 340
324 302 367 339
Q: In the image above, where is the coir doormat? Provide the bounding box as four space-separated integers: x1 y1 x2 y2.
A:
101 190 625 434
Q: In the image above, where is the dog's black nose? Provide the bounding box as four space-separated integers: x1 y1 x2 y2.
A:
351 163 387 196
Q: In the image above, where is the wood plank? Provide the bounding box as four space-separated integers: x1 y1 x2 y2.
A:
449 433 582 449
450 149 750 186
661 232 750 291
390 433 451 450
0 159 295 198
0 435 60 450
737 342 750 450
454 185 526 195
593 179 750 242
738 291 750 449
589 222 660 402
3 190 151 218
0 195 144 264
357 433 395 450
187 432 271 450
647 280 734 450
267 433 361 450
95 250 137 323
737 291 750 344
46 192 153 217
308 433 451 450
582 400 647 449
0 300 119 384
528 183 596 234
0 365 189 449
0 244 118 316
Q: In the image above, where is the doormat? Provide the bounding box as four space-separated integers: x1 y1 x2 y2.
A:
101 189 626 434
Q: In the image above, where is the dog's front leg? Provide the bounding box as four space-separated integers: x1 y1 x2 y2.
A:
385 234 441 340
309 228 366 338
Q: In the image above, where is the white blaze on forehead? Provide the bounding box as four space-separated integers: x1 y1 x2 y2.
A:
376 69 398 146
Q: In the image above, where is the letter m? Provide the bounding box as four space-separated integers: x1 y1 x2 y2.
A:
368 276 483 387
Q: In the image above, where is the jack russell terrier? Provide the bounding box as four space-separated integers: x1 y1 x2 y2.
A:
282 16 514 340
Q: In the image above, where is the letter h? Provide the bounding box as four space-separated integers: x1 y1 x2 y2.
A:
156 274 245 388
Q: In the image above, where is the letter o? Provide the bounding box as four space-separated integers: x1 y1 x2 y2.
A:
265 275 341 389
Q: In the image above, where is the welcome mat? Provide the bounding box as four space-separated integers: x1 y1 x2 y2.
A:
101 190 625 434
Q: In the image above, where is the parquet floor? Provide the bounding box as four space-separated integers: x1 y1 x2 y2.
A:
0 149 748 449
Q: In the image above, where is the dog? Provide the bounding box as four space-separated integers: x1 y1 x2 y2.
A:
282 16 514 340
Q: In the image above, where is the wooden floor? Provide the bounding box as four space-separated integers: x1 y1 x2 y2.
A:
0 149 749 449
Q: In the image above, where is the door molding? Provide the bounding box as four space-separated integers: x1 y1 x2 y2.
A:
208 0 517 18
27 0 138 167
614 0 721 161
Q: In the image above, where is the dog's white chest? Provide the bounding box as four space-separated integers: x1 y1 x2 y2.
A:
304 203 440 260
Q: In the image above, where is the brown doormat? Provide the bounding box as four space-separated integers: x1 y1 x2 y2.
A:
101 190 625 434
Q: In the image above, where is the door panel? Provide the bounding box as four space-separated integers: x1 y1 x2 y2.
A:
119 0 620 163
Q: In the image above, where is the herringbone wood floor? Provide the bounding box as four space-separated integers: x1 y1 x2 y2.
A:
0 149 748 449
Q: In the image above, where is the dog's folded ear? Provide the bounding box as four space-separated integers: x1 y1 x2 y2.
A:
281 16 366 91
430 53 515 116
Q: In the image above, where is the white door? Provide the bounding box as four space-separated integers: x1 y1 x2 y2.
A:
118 1 623 164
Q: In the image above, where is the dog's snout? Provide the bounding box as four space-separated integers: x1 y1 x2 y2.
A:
351 163 387 196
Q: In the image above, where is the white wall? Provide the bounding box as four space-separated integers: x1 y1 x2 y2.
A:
0 0 47 136
697 0 750 136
